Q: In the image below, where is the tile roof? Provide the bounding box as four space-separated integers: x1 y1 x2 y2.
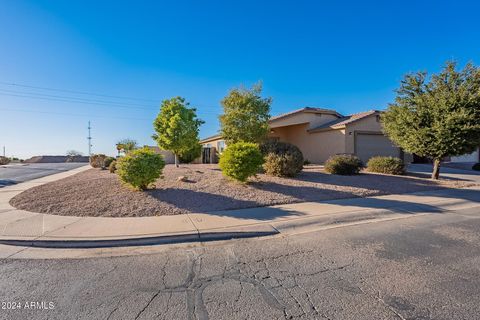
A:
199 134 222 143
308 110 379 132
269 107 342 122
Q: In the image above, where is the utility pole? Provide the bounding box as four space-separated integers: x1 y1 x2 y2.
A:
2 146 5 157
87 121 92 155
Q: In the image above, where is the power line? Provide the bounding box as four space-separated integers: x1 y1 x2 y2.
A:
0 80 159 103
0 81 223 110
0 93 222 115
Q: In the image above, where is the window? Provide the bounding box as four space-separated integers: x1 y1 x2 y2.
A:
217 140 225 153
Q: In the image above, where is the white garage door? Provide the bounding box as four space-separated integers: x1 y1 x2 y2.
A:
355 133 400 163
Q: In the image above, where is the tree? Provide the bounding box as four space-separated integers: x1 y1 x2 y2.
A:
153 97 204 167
382 61 480 179
116 138 138 156
66 150 83 156
219 82 272 144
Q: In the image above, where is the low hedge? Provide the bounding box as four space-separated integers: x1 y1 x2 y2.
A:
367 156 405 175
260 141 304 177
116 147 165 190
89 154 106 168
324 154 363 175
109 160 117 173
0 156 10 165
219 142 264 182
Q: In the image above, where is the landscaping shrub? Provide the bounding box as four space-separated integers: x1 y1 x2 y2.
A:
89 154 106 168
104 156 115 168
367 156 405 175
260 141 304 177
178 143 202 164
0 156 10 165
472 163 480 171
219 142 264 182
116 147 165 190
109 160 117 173
324 154 363 175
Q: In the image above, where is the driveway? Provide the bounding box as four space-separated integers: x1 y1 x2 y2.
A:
408 163 480 183
0 163 88 187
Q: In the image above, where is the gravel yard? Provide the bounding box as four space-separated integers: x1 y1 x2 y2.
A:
10 164 474 217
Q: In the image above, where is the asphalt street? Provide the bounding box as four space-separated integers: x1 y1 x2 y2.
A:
1 205 480 319
0 163 87 187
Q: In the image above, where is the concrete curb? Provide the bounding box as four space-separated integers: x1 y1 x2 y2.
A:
0 165 479 251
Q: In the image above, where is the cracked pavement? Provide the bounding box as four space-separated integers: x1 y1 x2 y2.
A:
1 206 480 319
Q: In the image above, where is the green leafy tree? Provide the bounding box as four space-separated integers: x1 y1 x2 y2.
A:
382 61 480 179
220 83 272 144
178 142 202 163
153 97 204 167
116 138 138 156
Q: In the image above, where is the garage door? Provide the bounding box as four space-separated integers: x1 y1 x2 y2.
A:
355 133 400 163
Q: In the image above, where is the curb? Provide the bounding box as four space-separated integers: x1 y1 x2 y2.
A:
0 230 279 249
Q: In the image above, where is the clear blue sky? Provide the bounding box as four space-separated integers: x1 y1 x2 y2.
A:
1 0 479 159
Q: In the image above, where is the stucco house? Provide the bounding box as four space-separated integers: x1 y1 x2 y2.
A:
200 107 412 164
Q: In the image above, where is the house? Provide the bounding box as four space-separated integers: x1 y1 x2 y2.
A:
449 147 480 163
200 107 412 164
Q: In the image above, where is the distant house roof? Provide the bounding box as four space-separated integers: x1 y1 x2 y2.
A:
269 107 342 123
200 134 222 143
308 110 380 132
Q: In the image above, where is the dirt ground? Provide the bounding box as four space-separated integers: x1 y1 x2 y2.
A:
9 164 474 217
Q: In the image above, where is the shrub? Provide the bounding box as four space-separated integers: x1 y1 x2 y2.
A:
116 147 165 190
219 142 264 182
260 141 304 177
178 143 202 164
472 163 480 171
0 156 11 165
367 156 405 175
109 160 117 173
89 154 106 168
324 154 363 175
104 156 115 168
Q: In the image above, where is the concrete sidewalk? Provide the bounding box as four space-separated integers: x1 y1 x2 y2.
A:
1 165 480 249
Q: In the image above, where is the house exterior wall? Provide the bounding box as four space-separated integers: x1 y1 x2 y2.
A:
269 123 346 163
344 115 413 163
146 146 176 164
451 148 479 162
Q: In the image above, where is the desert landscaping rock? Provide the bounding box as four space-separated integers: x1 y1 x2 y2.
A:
9 164 473 217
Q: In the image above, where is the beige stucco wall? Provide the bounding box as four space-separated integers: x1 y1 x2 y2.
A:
344 115 412 163
270 123 346 163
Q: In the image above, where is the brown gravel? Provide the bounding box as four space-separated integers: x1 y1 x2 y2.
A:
9 164 474 217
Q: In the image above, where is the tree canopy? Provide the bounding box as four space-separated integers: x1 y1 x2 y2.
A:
116 138 138 155
219 83 272 145
382 61 480 179
153 97 204 166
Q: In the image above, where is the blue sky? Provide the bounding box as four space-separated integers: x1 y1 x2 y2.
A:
1 0 479 159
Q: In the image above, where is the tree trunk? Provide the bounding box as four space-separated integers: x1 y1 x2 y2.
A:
432 158 441 180
174 154 179 168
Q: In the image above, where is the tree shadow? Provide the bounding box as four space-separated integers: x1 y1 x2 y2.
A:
0 179 17 188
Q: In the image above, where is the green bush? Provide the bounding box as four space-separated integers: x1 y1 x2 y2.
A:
109 160 117 173
89 154 106 168
116 147 165 190
104 156 115 168
179 143 202 164
219 142 264 182
324 154 363 175
472 163 480 171
0 156 10 165
367 156 405 175
260 141 304 177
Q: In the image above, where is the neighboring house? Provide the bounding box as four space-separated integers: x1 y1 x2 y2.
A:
450 147 480 163
200 107 412 164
